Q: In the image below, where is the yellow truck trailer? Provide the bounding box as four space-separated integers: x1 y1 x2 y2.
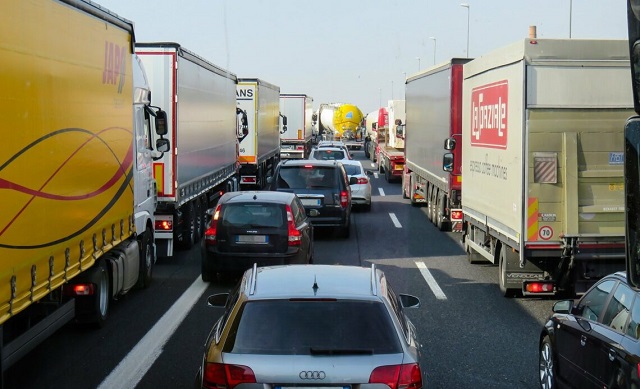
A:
0 0 168 373
460 39 633 297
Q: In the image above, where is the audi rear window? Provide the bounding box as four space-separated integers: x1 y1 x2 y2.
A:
224 300 402 355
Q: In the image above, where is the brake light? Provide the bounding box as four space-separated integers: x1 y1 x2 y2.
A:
525 282 554 294
203 362 256 389
204 204 222 246
356 177 368 184
450 210 463 221
369 363 423 389
286 205 302 246
155 219 173 231
340 190 349 208
63 283 95 296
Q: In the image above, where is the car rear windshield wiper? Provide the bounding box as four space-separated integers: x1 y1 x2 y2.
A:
309 348 374 355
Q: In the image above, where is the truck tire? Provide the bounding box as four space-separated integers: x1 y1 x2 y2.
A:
385 165 391 182
402 174 409 199
181 202 197 250
409 174 420 207
364 140 370 158
194 196 205 242
436 192 448 231
136 228 153 289
89 260 110 327
499 245 518 297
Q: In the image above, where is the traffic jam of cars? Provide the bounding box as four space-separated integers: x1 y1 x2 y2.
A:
196 140 413 387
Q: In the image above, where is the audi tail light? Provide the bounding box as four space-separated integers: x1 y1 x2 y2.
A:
369 363 423 389
285 205 302 246
340 190 349 208
203 362 256 389
204 204 222 246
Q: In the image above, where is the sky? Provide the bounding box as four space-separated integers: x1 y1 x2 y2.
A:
97 0 628 114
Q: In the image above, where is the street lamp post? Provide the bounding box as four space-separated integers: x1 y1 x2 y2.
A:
461 3 470 57
429 37 437 65
416 56 421 71
569 0 573 38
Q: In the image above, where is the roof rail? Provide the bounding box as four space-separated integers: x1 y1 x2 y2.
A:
249 263 258 295
370 263 377 296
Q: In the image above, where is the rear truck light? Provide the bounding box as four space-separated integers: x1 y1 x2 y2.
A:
296 145 304 150
286 205 302 246
240 176 257 184
523 281 555 295
450 210 463 221
155 219 173 232
369 363 423 389
204 204 222 246
356 177 369 184
203 362 256 389
340 190 349 208
63 283 95 296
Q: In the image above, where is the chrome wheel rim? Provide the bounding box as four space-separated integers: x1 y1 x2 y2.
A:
539 341 554 389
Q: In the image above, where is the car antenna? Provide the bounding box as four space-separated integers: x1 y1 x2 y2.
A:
312 275 319 296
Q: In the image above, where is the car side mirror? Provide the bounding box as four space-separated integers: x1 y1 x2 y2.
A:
552 300 574 314
154 109 168 136
399 294 420 309
349 176 358 185
156 138 170 153
444 137 456 150
207 293 229 307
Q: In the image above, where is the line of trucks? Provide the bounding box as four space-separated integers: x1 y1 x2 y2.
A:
401 37 632 297
0 0 317 381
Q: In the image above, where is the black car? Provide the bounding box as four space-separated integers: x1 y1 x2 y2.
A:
539 271 640 389
267 159 357 238
200 191 313 281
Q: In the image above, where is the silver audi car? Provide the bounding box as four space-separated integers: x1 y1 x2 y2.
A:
194 263 424 388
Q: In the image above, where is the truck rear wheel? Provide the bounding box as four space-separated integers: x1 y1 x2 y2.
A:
136 228 154 289
499 245 518 297
89 260 110 327
436 192 448 231
181 202 197 250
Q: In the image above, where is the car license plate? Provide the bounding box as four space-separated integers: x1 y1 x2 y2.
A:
300 198 321 207
394 164 404 171
236 235 268 244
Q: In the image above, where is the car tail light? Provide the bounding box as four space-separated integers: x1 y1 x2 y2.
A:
340 190 349 208
286 205 302 246
356 177 368 184
203 362 256 389
204 204 222 246
369 363 423 389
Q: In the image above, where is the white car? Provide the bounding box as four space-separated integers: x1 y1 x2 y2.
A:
309 146 351 161
340 160 372 211
315 141 353 159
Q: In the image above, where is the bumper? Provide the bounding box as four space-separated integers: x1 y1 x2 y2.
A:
202 246 307 273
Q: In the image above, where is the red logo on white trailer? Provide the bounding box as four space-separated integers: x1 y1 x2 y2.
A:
471 80 508 149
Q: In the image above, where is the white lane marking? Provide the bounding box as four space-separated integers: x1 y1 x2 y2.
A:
415 261 447 300
378 187 385 196
389 212 402 228
373 172 379 179
98 277 209 389
370 162 376 168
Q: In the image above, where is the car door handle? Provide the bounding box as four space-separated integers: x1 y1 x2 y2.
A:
609 349 616 362
580 335 587 347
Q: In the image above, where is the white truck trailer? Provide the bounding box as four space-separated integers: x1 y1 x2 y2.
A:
461 39 633 297
279 94 314 159
0 0 169 375
404 59 471 231
136 43 239 257
236 79 282 189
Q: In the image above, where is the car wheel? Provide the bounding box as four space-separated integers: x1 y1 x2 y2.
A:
539 335 557 389
136 228 154 289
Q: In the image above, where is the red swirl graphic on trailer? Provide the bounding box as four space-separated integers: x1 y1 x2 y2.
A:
0 127 133 249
